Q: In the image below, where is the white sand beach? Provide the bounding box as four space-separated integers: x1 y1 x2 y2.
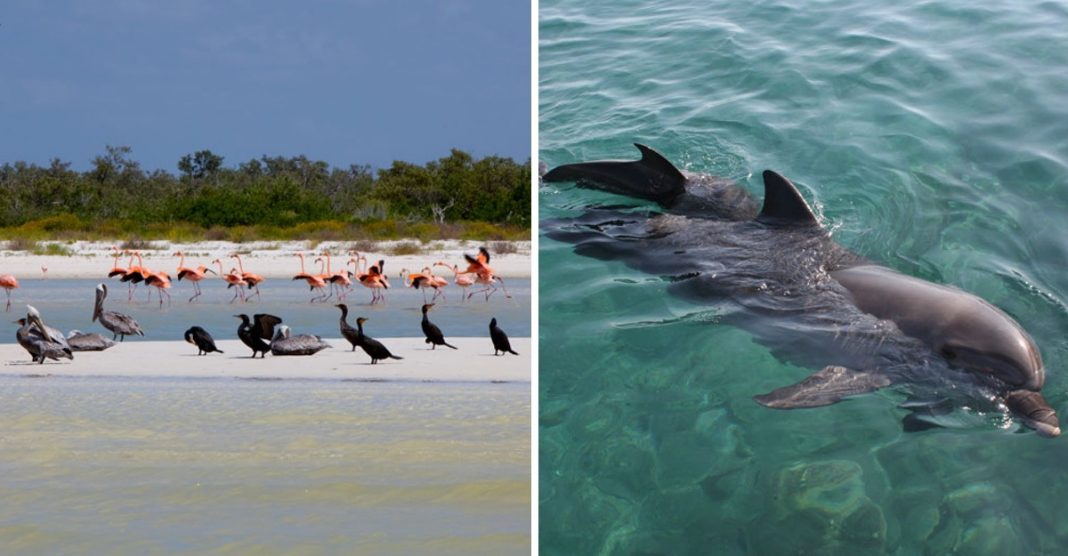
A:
0 337 531 382
0 239 531 280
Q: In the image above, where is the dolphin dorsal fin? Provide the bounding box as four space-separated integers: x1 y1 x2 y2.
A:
634 143 686 186
757 170 819 226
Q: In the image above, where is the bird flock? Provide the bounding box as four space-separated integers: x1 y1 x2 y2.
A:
87 245 510 306
9 246 521 365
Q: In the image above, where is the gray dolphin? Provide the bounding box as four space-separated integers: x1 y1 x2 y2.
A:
543 143 1060 438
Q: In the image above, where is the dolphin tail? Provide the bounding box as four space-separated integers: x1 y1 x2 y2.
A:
543 143 686 203
753 365 892 408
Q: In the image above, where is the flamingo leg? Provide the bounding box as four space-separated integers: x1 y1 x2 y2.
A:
496 277 513 299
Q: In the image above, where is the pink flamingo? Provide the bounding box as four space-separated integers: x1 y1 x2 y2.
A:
175 251 215 302
401 267 448 303
231 254 264 300
106 246 128 278
433 261 474 302
144 270 172 307
293 252 328 302
317 250 353 301
461 247 511 301
358 259 390 304
0 274 18 311
119 251 149 301
212 259 247 303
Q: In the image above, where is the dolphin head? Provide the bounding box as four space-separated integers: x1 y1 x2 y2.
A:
937 302 1060 436
939 303 1045 392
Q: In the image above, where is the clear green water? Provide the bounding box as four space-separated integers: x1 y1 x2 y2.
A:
0 377 529 554
540 1 1068 554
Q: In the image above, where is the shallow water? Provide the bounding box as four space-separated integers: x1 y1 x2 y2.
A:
0 376 529 554
540 1 1068 554
1 278 530 343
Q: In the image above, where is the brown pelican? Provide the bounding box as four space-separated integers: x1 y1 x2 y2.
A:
489 318 518 356
355 317 403 364
269 325 331 356
184 326 223 355
421 303 456 350
235 313 281 358
335 304 361 351
93 283 144 341
16 306 73 363
66 330 116 351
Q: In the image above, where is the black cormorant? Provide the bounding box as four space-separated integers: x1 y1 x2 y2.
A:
355 317 403 364
489 318 518 356
421 303 456 350
335 303 361 351
235 313 281 358
184 326 223 355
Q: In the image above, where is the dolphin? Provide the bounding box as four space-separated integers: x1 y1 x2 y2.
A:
543 143 1060 438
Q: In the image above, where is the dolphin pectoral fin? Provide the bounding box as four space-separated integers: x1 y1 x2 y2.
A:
543 144 686 203
901 413 945 432
753 365 892 409
899 398 954 432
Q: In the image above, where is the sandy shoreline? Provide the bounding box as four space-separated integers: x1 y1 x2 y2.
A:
0 337 531 383
0 239 531 280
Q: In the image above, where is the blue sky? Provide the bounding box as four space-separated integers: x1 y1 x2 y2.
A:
0 0 531 172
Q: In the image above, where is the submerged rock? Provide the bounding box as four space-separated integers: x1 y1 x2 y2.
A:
780 460 866 517
748 460 887 554
591 436 657 500
943 482 1000 517
955 516 1023 556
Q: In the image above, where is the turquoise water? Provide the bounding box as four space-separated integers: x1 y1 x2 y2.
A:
1 278 531 343
540 1 1068 554
0 376 529 554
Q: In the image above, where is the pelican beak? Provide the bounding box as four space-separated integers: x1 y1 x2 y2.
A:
26 308 53 343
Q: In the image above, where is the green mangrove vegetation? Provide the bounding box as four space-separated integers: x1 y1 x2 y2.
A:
0 146 531 242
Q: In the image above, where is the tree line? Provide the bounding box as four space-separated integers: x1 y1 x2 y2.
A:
0 146 531 231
